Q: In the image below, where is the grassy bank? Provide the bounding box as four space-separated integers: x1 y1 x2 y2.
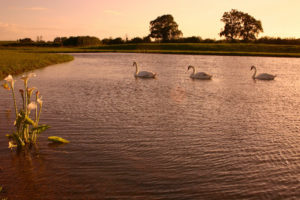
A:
0 49 73 80
87 43 300 57
5 43 300 57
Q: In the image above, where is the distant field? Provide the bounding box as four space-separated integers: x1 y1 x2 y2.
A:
3 43 300 57
90 43 300 52
87 43 300 57
0 49 73 80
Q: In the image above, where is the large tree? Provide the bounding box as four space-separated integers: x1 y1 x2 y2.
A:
149 14 182 42
220 9 263 41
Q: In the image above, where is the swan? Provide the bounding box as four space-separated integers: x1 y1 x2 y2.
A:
250 66 276 80
187 65 212 80
133 61 157 78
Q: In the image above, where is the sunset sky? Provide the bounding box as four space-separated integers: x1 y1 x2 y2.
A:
1 0 300 41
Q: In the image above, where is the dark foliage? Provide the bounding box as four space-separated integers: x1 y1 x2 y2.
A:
53 37 68 45
62 36 101 46
149 14 182 42
220 9 263 41
256 37 300 45
19 38 34 43
102 37 124 45
129 37 144 43
181 36 203 43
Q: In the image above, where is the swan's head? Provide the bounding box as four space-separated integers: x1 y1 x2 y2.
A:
187 65 194 71
133 61 137 66
250 65 256 70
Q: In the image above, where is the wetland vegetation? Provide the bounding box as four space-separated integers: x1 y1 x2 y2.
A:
0 49 73 80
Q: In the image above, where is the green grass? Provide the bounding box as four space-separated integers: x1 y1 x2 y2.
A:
87 43 300 56
8 43 300 57
3 43 300 56
89 43 300 52
0 49 73 80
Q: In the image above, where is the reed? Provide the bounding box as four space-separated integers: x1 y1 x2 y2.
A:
2 74 49 148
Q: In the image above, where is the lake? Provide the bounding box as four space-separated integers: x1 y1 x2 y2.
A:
0 53 300 199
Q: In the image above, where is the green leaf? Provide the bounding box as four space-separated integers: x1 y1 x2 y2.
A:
48 136 70 144
12 133 25 146
5 134 13 139
24 115 35 126
32 124 50 134
15 111 25 129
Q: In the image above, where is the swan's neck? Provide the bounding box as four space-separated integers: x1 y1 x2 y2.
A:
190 66 195 75
252 67 257 79
134 63 139 75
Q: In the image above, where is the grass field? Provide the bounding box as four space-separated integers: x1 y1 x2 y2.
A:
87 43 300 57
4 43 300 57
0 49 73 80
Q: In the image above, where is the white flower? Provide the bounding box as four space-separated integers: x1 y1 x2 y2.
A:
37 96 43 106
4 74 15 88
27 102 37 111
4 75 13 82
27 87 36 98
21 73 36 84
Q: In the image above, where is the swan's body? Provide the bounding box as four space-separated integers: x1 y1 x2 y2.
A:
250 66 276 80
133 62 156 78
187 65 212 80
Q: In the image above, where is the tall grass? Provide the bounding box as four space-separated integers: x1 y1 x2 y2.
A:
0 50 73 80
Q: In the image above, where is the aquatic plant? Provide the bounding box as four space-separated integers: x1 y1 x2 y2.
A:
0 186 7 200
2 73 50 148
48 136 70 144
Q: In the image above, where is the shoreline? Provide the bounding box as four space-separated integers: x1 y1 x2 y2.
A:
10 43 300 58
69 49 300 58
0 50 74 80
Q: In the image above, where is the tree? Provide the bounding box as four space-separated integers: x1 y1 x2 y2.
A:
240 14 263 41
53 37 67 45
63 36 101 46
149 14 182 42
19 38 34 43
182 36 202 43
220 9 263 41
129 37 143 43
142 36 151 43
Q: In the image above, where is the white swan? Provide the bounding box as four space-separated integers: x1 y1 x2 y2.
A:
133 61 157 78
250 66 276 80
187 65 212 80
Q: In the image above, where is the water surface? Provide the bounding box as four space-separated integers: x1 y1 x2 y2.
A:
1 53 300 199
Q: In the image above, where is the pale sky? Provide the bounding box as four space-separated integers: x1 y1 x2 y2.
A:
1 0 300 41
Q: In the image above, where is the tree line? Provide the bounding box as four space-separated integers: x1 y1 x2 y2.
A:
6 9 300 46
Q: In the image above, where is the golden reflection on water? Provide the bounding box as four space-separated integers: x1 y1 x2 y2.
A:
170 85 186 104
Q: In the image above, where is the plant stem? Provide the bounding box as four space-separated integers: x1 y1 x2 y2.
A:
11 86 18 118
37 104 42 125
24 81 28 116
